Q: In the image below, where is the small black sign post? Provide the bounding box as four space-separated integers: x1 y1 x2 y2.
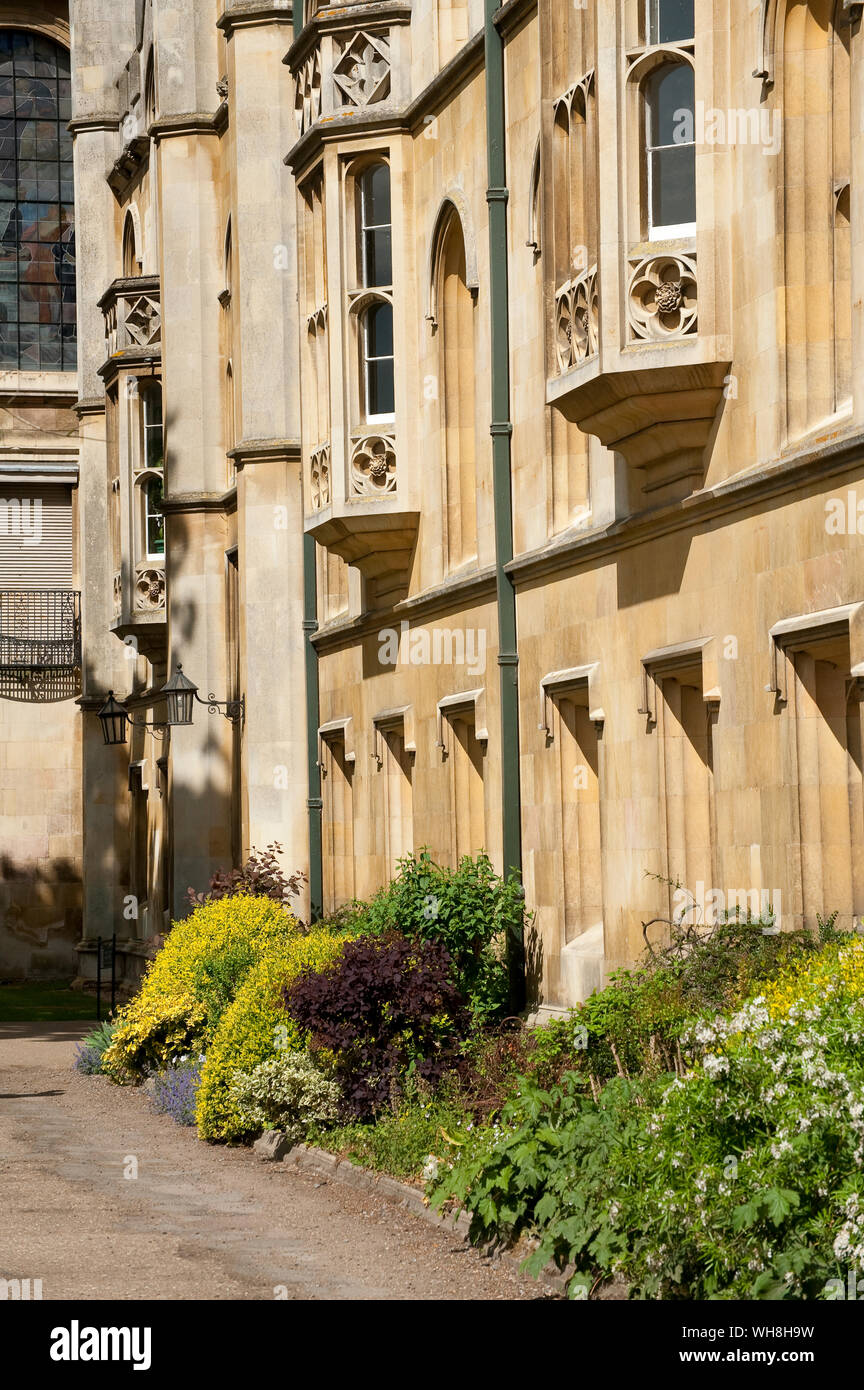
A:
95 933 117 1021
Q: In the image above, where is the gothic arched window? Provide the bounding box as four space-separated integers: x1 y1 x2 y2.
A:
0 30 76 371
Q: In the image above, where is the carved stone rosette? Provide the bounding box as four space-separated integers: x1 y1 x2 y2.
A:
350 435 397 496
333 31 391 107
134 564 166 612
628 252 698 341
555 264 599 372
310 444 331 509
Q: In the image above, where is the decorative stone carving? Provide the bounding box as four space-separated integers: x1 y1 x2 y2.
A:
123 294 162 348
295 49 321 136
307 303 328 335
628 253 697 341
113 570 122 618
333 32 391 107
555 265 599 372
310 444 331 509
350 435 397 495
134 565 166 612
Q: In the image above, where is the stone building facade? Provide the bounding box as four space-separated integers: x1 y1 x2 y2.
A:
8 0 861 1009
0 1 82 980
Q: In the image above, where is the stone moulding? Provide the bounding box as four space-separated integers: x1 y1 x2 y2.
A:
310 442 331 509
639 637 721 724
539 664 604 739
555 265 599 372
628 251 697 342
436 688 488 754
767 603 864 704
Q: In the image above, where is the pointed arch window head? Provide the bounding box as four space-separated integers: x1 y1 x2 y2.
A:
143 475 165 557
647 0 694 45
358 162 392 288
122 212 140 277
645 61 696 238
0 30 76 371
363 300 395 421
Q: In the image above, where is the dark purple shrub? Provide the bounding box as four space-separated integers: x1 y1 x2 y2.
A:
151 1057 203 1126
282 933 469 1119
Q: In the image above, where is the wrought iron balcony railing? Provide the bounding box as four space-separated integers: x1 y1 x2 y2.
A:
0 590 82 670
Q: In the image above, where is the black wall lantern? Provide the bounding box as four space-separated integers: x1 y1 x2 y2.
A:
161 664 197 726
97 692 129 746
97 665 244 747
162 663 245 725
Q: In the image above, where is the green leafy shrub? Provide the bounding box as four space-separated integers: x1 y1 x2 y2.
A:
231 1053 341 1143
360 849 521 1023
431 938 864 1300
195 926 344 1142
315 1095 473 1181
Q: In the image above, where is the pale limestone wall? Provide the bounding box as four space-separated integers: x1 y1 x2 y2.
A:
69 0 864 1013
0 0 83 979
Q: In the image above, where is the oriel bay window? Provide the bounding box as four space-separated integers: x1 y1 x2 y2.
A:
136 379 164 560
645 60 695 238
363 300 394 421
350 158 395 426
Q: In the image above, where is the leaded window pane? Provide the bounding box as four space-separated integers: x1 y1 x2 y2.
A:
0 30 76 371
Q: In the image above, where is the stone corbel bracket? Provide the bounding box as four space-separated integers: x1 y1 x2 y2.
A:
317 716 356 772
436 689 487 756
538 663 604 740
371 704 416 767
767 602 864 705
639 637 721 724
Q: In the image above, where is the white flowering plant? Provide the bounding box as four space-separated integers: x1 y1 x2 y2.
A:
429 938 864 1300
230 1052 341 1144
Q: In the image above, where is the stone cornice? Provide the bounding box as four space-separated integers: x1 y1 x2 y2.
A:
97 349 161 387
73 398 107 419
227 436 302 465
149 112 223 143
159 488 237 515
217 3 297 37
505 424 864 587
68 115 122 135
311 565 498 653
286 2 413 72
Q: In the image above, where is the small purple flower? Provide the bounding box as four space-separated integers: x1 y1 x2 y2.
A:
151 1057 203 1126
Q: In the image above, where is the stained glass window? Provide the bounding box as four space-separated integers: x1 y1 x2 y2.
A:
0 30 76 372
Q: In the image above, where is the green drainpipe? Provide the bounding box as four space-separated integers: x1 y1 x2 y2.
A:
296 4 323 920
484 0 524 1009
303 534 323 923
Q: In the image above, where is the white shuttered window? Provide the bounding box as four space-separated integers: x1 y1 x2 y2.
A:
0 484 74 588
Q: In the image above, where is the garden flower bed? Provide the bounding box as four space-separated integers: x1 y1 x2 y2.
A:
74 845 864 1300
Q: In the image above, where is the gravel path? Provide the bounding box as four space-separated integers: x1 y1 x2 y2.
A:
0 1022 546 1301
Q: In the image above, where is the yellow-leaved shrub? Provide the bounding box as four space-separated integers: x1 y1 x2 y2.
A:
102 990 208 1084
104 895 299 1084
195 927 344 1142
